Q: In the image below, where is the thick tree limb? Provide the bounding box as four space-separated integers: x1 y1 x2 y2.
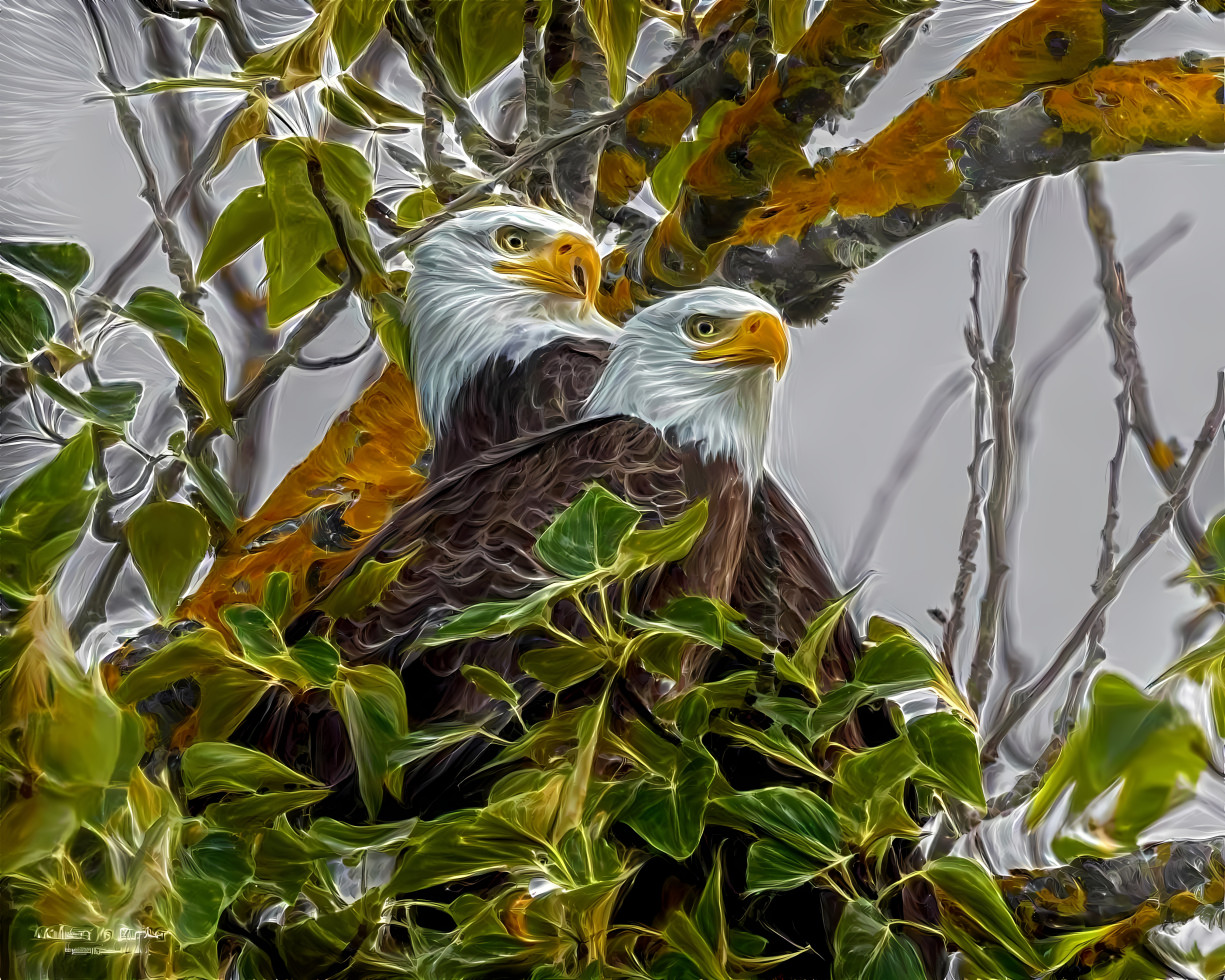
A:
983 371 1225 763
1000 837 1224 940
967 182 1041 716
178 363 429 627
636 0 937 289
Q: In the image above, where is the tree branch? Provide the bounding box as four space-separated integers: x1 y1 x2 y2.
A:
717 43 1221 319
385 1 512 173
967 182 1042 716
382 10 750 256
132 0 257 63
1079 164 1213 577
81 0 201 307
943 251 991 678
983 371 1225 763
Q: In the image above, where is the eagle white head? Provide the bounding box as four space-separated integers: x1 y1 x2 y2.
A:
584 286 789 486
406 205 620 435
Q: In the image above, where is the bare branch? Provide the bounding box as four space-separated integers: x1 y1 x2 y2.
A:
967 182 1042 716
943 251 991 678
984 371 1225 763
81 0 200 306
1080 165 1213 578
132 0 257 63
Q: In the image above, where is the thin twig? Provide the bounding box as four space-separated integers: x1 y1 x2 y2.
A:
967 182 1043 715
381 7 749 256
81 0 200 306
1080 166 1210 575
296 325 377 370
845 368 973 581
943 251 991 677
132 0 257 62
983 371 1225 763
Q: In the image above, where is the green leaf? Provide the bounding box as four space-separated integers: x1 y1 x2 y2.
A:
831 737 921 860
1028 674 1209 852
332 0 393 67
654 595 741 648
769 0 808 53
585 0 640 101
32 374 142 433
519 642 607 690
223 604 285 660
126 500 210 618
461 664 521 708
623 738 715 859
790 588 857 693
396 186 442 227
715 785 842 857
744 839 825 893
197 184 274 282
183 451 241 531
855 624 971 717
340 74 424 124
333 664 410 818
263 570 292 626
289 635 341 687
0 786 80 875
615 498 708 572
0 241 91 290
651 140 705 211
535 484 642 578
318 551 415 619
908 712 986 808
262 139 340 320
833 899 926 980
124 287 233 435
650 102 737 209
203 788 330 829
425 590 557 645
433 0 535 96
922 855 1041 970
320 85 373 127
0 272 54 362
317 141 375 214
180 742 322 797
0 427 96 601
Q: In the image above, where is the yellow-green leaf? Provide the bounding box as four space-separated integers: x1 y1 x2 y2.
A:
198 184 274 282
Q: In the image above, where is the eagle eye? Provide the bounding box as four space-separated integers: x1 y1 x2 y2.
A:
495 227 529 252
687 317 719 341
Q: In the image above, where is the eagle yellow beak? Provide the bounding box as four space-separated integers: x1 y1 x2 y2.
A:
493 232 601 305
693 311 789 378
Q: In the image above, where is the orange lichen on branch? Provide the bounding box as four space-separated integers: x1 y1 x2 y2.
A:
734 54 1223 247
178 364 429 628
1044 56 1224 155
594 3 750 209
683 0 938 199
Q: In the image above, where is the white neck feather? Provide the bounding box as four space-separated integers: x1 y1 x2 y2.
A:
405 226 618 436
583 302 777 487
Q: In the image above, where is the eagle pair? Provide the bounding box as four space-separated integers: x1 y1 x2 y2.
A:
261 206 857 810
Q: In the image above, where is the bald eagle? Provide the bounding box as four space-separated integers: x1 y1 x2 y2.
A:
404 205 620 476
278 287 864 814
401 206 853 679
